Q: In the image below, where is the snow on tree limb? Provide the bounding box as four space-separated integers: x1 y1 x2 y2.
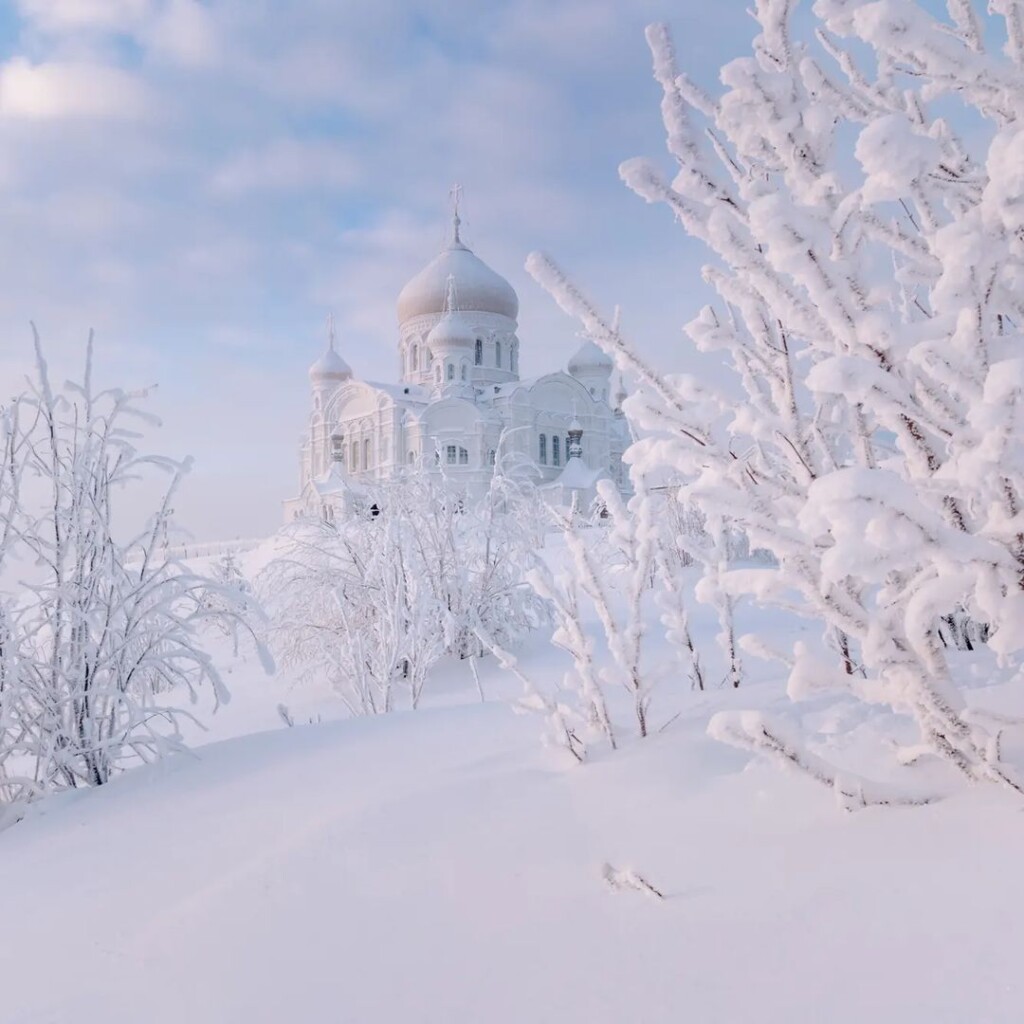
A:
528 2 1024 796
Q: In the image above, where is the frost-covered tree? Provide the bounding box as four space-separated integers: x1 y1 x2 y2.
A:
519 476 698 759
0 334 270 812
0 398 29 810
262 467 546 716
529 1 1024 794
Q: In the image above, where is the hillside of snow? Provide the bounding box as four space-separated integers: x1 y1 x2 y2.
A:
4 586 1024 1024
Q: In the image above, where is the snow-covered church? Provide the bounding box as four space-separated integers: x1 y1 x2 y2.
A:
285 206 631 521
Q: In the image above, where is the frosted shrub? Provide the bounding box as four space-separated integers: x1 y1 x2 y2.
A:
529 2 1024 795
262 468 547 716
0 333 269 817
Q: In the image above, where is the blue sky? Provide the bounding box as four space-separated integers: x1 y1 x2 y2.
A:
0 1 786 536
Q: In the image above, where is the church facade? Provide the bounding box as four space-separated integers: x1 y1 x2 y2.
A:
284 211 631 521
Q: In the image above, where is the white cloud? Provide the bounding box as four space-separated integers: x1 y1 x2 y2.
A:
14 0 153 34
210 139 362 195
0 58 150 119
143 0 221 67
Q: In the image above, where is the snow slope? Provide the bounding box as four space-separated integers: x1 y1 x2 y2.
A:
5 689 1024 1024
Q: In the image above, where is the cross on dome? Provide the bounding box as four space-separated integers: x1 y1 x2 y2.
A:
308 310 352 382
396 194 518 323
449 183 464 248
443 272 459 313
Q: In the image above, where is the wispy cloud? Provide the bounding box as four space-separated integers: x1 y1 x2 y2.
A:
0 57 151 118
0 0 755 537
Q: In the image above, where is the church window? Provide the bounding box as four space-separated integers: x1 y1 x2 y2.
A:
488 449 496 466
475 339 482 365
512 342 519 373
412 343 419 370
447 363 455 381
364 438 372 468
539 433 547 465
496 340 502 368
461 362 467 381
351 441 358 470
447 444 457 464
552 435 560 467
459 447 469 465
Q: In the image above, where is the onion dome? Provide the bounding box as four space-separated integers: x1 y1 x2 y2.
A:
398 211 518 323
309 314 351 383
426 308 475 350
425 275 475 351
568 338 613 376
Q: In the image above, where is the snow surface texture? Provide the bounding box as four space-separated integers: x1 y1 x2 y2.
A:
6 700 1024 1023
5 567 1024 1024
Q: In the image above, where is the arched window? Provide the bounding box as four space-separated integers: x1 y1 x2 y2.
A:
496 340 502 368
364 438 371 468
407 450 415 465
330 434 345 463
446 444 457 464
552 435 560 467
447 363 455 381
459 447 469 465
539 433 547 465
411 343 419 371
351 441 358 470
435 364 442 382
475 338 483 365
488 449 496 466
461 362 467 381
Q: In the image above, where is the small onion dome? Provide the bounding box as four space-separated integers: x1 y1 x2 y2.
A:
309 345 351 382
426 308 475 350
398 242 518 323
568 338 613 375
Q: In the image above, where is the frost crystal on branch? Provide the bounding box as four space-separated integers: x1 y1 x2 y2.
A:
528 1 1024 795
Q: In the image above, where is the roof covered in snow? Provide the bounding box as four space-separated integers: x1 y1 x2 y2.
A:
311 461 358 497
397 226 518 324
567 338 613 375
308 345 351 381
541 456 607 492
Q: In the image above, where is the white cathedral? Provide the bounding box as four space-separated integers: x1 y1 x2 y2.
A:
284 207 632 521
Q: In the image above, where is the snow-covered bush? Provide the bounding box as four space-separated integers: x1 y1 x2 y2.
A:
521 475 706 760
261 468 547 716
528 2 1024 794
0 334 269 815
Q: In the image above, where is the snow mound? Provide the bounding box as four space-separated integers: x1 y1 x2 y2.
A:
5 700 1024 1023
